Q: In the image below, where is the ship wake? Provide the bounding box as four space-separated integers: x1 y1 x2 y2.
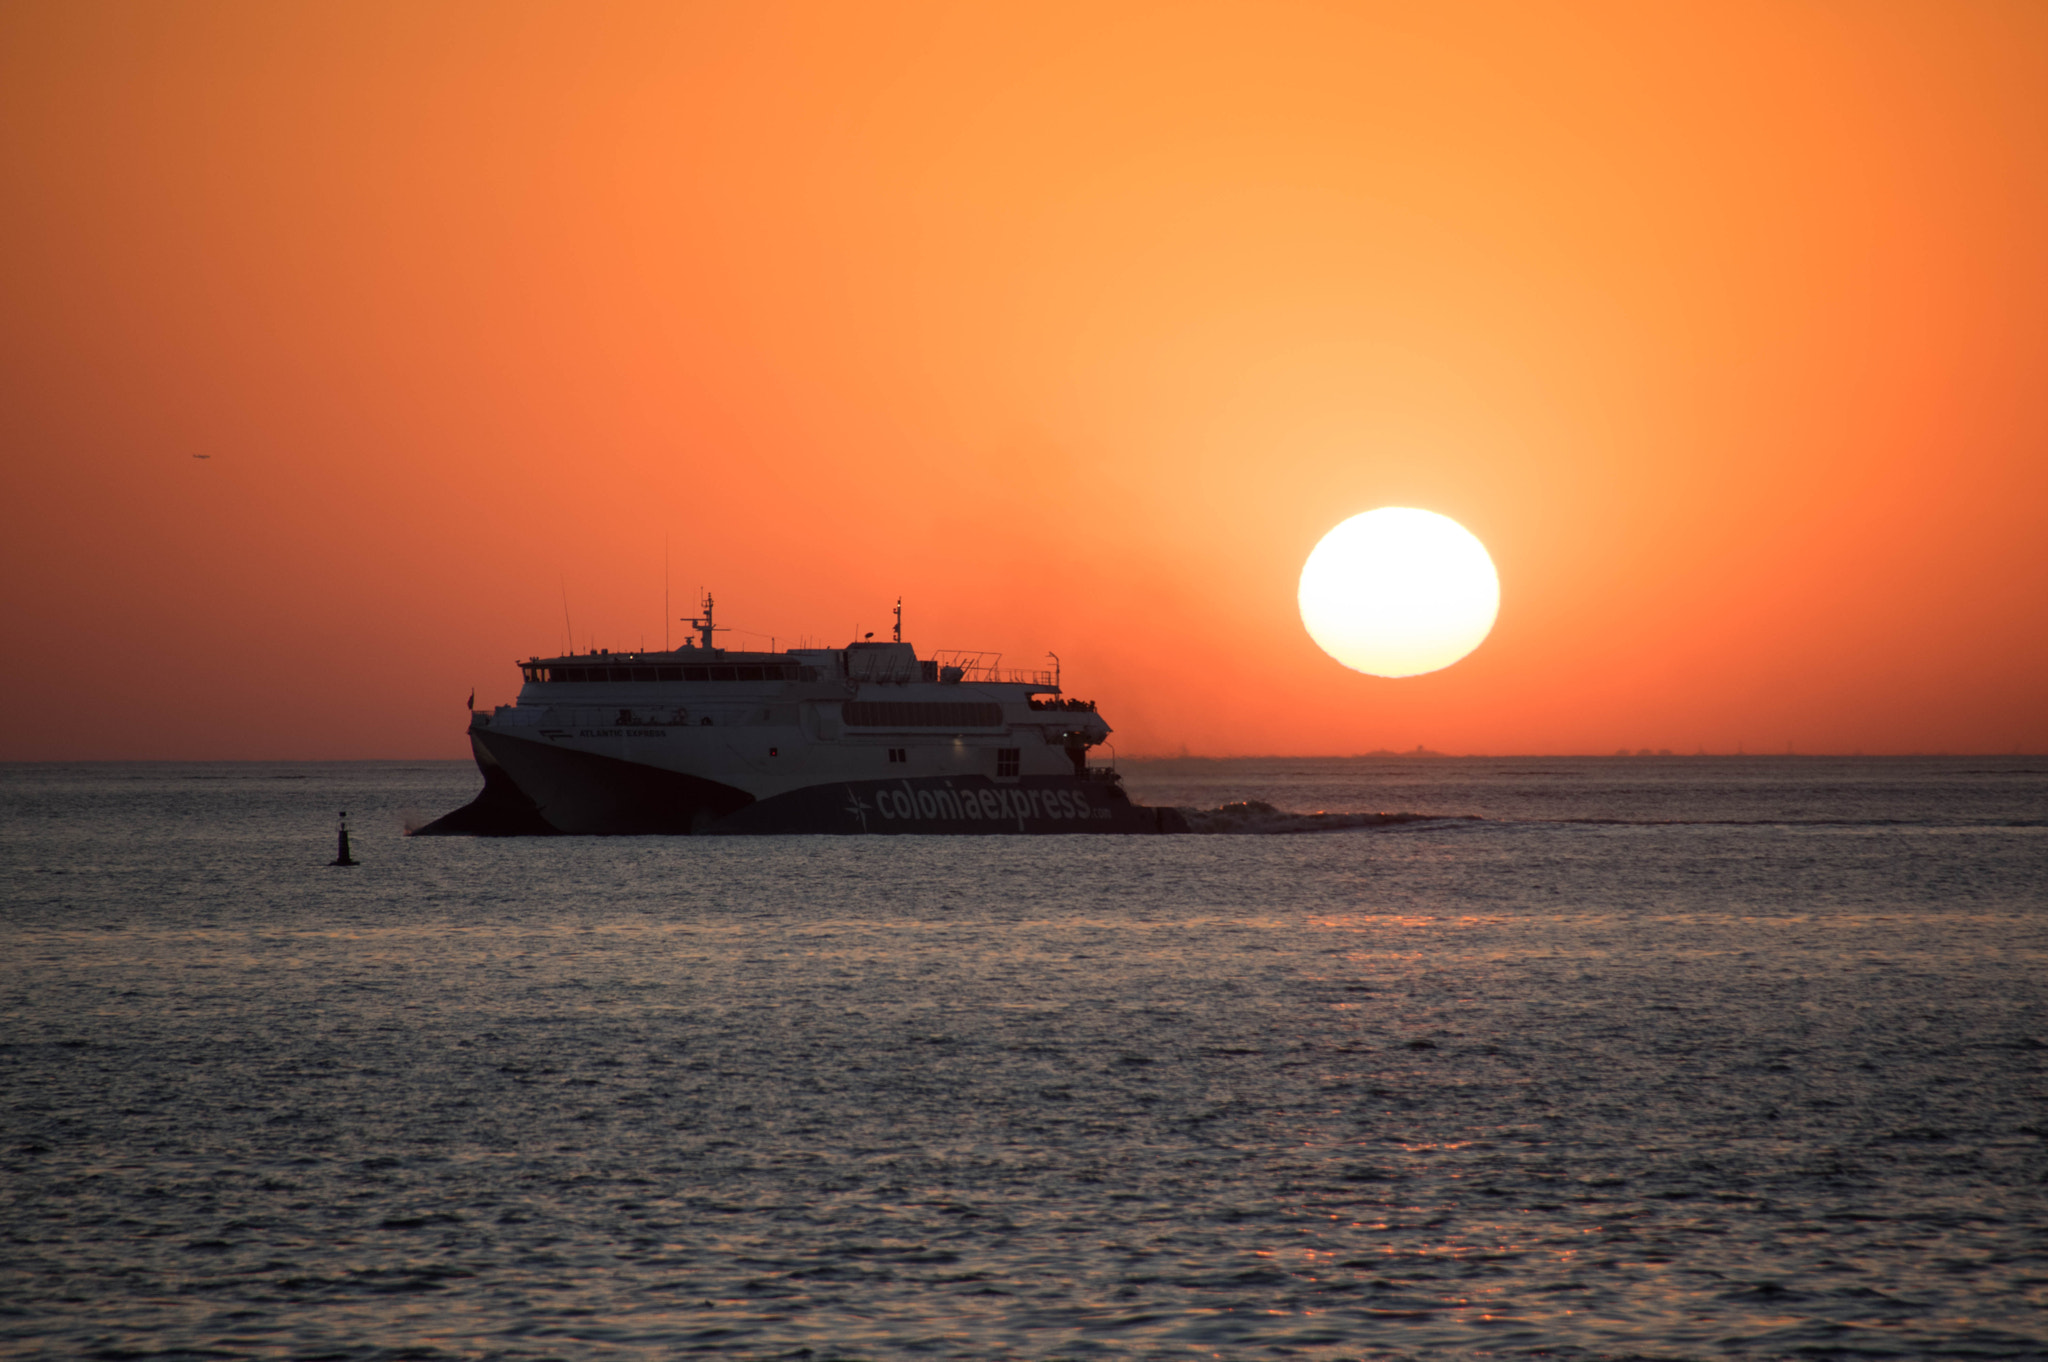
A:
1175 799 1474 834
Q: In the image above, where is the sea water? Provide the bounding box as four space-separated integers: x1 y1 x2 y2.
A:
1 757 2043 1360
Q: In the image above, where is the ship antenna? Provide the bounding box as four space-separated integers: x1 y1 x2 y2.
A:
1047 651 1060 693
560 575 574 656
684 590 722 651
893 597 902 643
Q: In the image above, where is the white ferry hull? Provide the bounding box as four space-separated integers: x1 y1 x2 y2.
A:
414 635 1187 836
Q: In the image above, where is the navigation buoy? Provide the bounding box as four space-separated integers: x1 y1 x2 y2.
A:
329 811 358 867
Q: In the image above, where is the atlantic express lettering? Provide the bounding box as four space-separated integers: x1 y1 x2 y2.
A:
869 781 1110 824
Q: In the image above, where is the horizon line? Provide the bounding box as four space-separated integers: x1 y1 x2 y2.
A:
3 751 2042 765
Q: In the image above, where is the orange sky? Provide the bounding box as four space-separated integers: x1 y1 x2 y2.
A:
3 1 2045 759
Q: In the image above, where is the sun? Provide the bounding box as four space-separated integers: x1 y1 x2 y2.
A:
1298 508 1499 678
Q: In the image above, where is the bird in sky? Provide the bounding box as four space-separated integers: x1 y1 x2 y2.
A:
192 454 210 459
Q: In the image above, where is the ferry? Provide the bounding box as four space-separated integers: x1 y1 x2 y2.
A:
415 597 1188 836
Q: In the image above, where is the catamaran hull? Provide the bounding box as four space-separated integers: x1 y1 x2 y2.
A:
416 730 1187 836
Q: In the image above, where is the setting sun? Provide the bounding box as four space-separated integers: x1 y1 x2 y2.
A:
1298 508 1500 678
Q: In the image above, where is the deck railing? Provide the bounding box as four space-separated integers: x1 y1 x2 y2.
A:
926 650 1057 688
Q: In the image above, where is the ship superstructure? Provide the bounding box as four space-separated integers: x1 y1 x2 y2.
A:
418 597 1186 835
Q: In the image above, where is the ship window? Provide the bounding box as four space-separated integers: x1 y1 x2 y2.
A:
632 667 655 681
738 666 764 681
997 748 1019 778
888 747 906 763
684 667 708 681
710 666 735 681
657 667 682 681
841 701 1004 728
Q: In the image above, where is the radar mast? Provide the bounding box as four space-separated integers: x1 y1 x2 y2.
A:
683 591 723 652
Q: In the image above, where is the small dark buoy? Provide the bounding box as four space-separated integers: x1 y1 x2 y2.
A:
329 811 358 867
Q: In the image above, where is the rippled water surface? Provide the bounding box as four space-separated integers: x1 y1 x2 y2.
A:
3 757 2045 1360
